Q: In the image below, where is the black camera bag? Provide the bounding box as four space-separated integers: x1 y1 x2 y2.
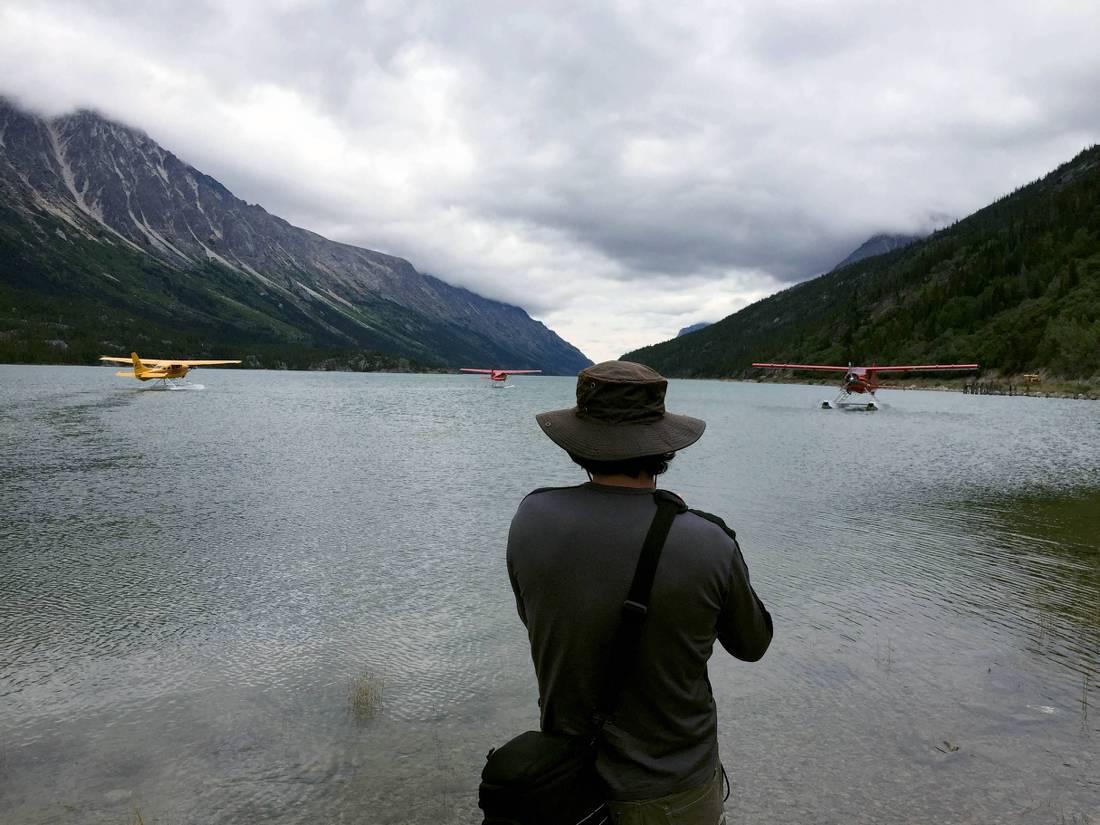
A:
478 730 605 825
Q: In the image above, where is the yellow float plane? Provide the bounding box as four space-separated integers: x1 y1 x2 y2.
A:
100 352 241 383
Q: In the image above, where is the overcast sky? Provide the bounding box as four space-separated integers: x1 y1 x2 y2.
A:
2 0 1099 361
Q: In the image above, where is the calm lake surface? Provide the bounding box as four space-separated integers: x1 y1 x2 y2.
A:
1 365 1097 825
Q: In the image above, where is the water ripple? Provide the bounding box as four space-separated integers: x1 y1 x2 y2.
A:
1 368 1098 824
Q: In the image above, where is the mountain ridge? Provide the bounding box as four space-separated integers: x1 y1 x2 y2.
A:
831 233 922 271
0 98 590 373
677 322 712 337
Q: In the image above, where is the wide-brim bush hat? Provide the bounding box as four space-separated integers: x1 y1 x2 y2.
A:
535 360 706 461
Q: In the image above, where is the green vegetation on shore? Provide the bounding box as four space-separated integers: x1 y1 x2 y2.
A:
0 283 443 372
746 373 1099 400
0 208 447 373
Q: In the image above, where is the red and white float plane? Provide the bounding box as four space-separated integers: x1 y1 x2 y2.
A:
460 368 542 387
752 362 979 410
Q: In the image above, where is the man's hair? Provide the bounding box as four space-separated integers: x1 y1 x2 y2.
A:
569 451 676 478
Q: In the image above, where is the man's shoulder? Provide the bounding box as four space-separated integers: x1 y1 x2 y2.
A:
522 485 575 499
513 484 584 519
682 507 738 543
519 484 584 503
513 486 736 543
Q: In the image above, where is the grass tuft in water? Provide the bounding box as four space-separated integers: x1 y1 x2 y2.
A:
1081 672 1090 731
347 671 385 721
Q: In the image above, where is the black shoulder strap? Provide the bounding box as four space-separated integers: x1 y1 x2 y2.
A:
593 489 685 729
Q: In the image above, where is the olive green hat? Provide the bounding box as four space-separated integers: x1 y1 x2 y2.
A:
535 361 706 461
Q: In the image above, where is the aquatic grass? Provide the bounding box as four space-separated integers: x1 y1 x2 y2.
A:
1081 673 1090 731
347 670 385 721
126 809 176 825
1036 611 1054 645
874 637 894 672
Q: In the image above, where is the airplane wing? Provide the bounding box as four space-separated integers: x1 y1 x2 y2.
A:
499 370 542 375
100 356 240 366
459 368 494 373
752 363 851 371
140 359 242 366
864 364 979 373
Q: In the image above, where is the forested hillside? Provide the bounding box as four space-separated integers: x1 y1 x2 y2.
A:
625 145 1100 380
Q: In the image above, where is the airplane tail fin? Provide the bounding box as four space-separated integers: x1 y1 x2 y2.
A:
130 352 144 375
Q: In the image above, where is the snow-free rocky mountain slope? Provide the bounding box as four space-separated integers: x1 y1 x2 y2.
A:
0 97 590 372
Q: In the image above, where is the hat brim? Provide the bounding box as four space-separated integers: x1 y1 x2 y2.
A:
535 408 706 461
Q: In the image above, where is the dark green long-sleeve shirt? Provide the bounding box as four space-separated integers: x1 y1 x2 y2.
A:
506 482 773 800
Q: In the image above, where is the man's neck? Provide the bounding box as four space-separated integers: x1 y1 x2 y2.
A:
589 472 656 489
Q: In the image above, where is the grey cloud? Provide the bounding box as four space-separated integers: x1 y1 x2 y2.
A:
2 0 1099 360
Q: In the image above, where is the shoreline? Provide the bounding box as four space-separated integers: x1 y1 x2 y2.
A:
730 376 1100 401
3 361 1098 399
0 359 452 375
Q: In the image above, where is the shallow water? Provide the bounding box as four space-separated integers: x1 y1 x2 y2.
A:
1 366 1097 824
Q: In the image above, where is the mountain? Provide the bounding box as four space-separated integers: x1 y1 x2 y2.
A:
624 146 1100 380
831 233 922 270
0 98 590 373
677 322 711 337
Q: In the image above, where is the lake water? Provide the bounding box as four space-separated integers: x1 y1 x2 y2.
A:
1 365 1097 825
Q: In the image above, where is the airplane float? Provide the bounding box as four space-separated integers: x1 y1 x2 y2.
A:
101 352 241 386
460 368 542 387
752 362 979 410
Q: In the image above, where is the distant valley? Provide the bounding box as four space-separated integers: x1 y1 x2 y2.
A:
0 98 591 374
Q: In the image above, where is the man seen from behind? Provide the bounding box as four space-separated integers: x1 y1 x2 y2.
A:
507 361 773 825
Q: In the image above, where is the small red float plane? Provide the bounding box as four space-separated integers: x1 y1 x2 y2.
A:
460 367 542 387
752 362 979 410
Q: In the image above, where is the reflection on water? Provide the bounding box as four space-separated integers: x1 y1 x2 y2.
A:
0 367 1097 824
